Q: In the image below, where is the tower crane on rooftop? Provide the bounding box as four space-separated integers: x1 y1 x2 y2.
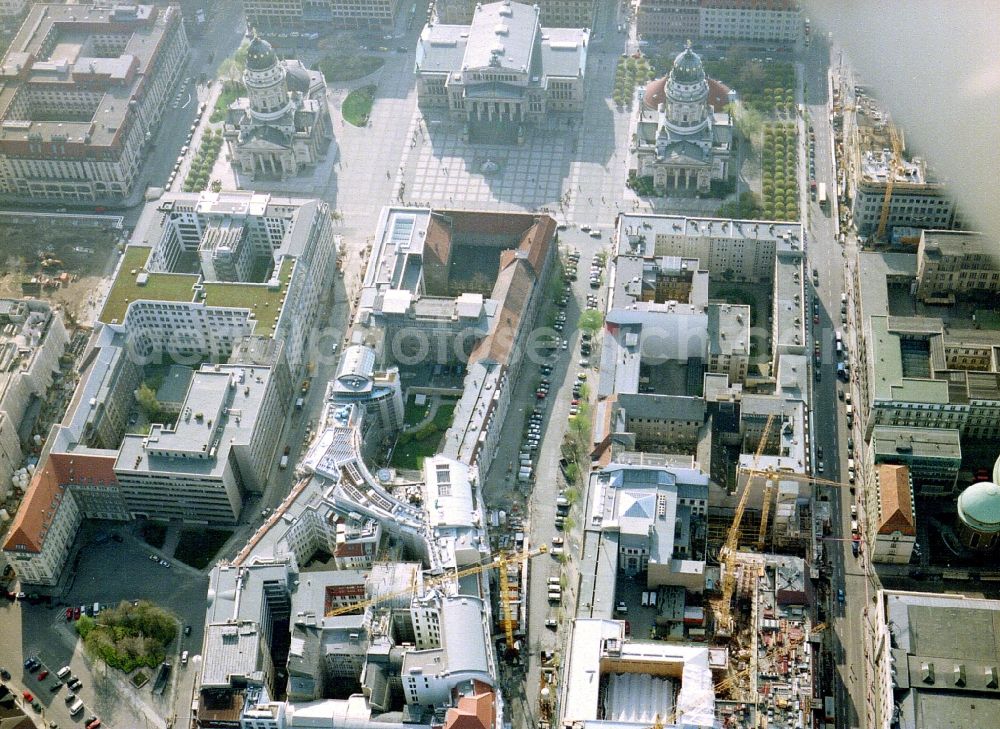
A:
875 119 904 241
714 412 777 639
325 545 547 656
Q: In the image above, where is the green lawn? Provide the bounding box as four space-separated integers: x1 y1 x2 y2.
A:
404 395 430 427
316 55 384 83
390 434 442 471
210 83 244 123
173 529 232 570
342 85 376 127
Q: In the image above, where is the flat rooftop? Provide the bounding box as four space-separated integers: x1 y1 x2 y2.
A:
616 214 803 257
871 426 962 461
99 245 294 336
0 4 180 149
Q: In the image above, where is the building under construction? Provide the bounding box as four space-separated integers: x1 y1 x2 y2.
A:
715 552 821 729
844 90 960 238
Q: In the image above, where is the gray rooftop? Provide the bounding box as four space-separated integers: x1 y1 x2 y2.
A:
117 364 274 478
201 622 268 689
871 426 962 462
463 0 540 73
616 214 804 257
920 230 994 260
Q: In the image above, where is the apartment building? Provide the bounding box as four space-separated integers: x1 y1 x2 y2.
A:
637 0 700 38
865 463 916 564
916 230 999 303
0 300 69 499
100 191 338 376
2 461 81 586
436 0 596 27
243 0 402 30
0 4 190 202
699 0 801 43
637 1 801 41
616 214 802 284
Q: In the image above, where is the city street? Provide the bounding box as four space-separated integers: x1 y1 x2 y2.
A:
801 36 868 729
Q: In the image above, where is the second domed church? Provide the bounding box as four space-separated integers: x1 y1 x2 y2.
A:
223 36 333 180
632 42 733 194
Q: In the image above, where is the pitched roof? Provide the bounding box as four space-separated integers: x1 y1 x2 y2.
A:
444 683 495 729
517 215 555 277
877 464 916 536
2 461 68 554
49 451 118 487
469 258 535 366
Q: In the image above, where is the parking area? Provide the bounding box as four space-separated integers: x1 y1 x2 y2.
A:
0 520 209 729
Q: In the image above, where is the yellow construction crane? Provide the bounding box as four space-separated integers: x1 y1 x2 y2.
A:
736 467 851 491
325 545 547 653
757 476 776 550
875 120 904 241
714 413 777 638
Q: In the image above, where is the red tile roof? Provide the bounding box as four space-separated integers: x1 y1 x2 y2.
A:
2 462 67 554
2 451 118 554
444 684 495 729
878 464 916 537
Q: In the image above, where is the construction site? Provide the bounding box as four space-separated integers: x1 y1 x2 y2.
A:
833 82 957 241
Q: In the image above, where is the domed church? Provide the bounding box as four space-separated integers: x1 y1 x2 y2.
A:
223 36 333 180
632 42 732 194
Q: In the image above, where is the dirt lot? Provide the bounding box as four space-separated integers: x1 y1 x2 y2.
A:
0 215 123 326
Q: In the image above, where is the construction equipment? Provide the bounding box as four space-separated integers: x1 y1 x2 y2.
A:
875 120 904 241
326 545 547 654
736 467 851 490
714 413 777 638
757 477 776 550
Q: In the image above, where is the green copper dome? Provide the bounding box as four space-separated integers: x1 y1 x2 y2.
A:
245 35 278 72
670 42 705 85
958 481 1000 533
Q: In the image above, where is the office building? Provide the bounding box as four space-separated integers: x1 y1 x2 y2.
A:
870 426 961 497
436 0 597 27
864 590 1000 729
243 0 403 30
223 37 332 180
916 230 999 303
115 363 285 524
0 4 189 202
0 300 69 499
633 43 732 193
698 0 802 43
0 0 27 28
854 252 1000 442
100 191 338 375
416 1 588 141
637 1 802 42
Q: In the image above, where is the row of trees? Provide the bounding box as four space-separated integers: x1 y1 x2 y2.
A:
760 122 799 221
613 55 655 110
183 129 224 193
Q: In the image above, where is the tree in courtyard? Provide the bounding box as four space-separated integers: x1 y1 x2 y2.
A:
578 310 604 334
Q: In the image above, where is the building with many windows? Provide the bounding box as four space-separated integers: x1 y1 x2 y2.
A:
416 1 588 142
915 230 999 303
223 36 332 180
242 0 402 30
436 0 596 27
0 3 189 202
637 0 801 43
864 590 1000 729
865 463 916 564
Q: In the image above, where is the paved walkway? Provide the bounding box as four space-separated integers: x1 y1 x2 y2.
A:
401 396 441 434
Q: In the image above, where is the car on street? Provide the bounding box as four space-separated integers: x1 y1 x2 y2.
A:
73 606 81 620
0 668 10 680
545 619 558 629
65 607 74 621
184 625 192 635
37 670 48 680
837 588 845 605
22 691 33 703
